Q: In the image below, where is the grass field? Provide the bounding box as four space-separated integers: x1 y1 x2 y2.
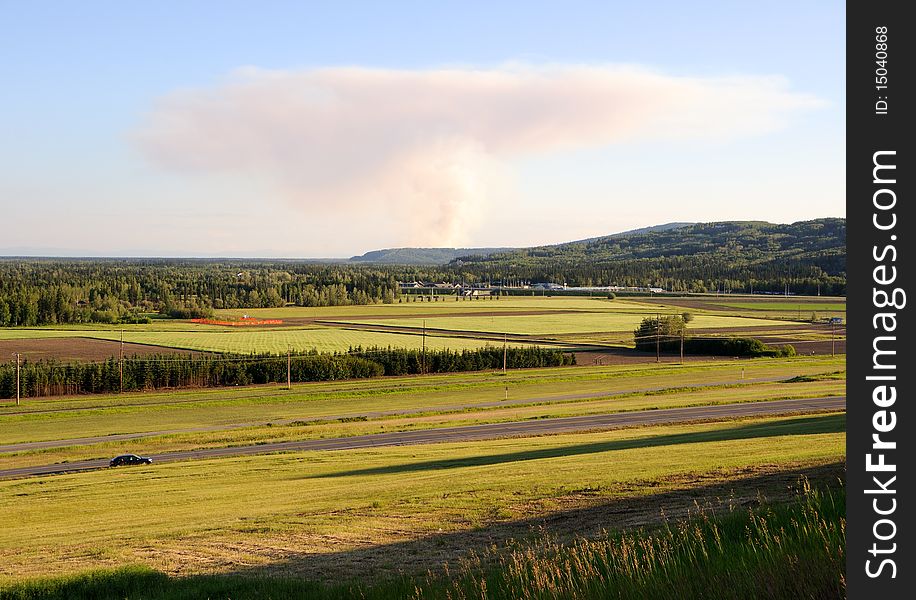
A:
639 295 846 321
0 297 847 595
335 312 785 336
0 328 518 354
0 357 844 444
0 413 845 581
0 481 845 599
0 349 846 596
0 296 844 359
214 297 663 319
0 374 844 471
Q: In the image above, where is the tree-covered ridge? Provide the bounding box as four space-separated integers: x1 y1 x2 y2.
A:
451 219 846 294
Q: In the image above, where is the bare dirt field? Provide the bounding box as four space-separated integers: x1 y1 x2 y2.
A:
0 338 202 362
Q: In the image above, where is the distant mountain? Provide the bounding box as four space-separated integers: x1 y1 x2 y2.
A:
348 224 694 265
349 247 513 265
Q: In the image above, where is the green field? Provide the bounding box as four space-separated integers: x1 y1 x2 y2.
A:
336 312 785 336
0 413 845 580
0 357 844 444
0 482 845 599
1 296 843 357
214 296 662 319
0 327 520 354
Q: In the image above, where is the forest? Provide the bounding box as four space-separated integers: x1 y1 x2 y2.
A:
0 219 846 326
0 260 401 326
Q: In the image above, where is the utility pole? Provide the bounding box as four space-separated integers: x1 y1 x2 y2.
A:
287 347 292 390
119 330 124 394
655 313 660 363
831 322 836 357
680 328 685 364
422 319 427 374
503 332 507 375
15 353 20 406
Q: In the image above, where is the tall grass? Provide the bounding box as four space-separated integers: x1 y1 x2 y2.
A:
431 479 845 600
0 481 844 600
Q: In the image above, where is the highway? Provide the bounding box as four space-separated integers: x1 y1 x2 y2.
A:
0 395 844 480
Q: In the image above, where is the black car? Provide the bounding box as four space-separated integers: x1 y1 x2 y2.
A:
109 454 153 467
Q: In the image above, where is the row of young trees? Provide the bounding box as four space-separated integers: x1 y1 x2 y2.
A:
0 346 575 399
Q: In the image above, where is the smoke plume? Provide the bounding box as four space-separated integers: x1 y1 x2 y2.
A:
133 65 821 246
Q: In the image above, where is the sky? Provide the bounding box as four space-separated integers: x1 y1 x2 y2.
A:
0 1 845 257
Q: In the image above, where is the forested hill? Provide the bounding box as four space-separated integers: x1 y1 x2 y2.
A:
349 247 512 265
450 219 846 294
348 223 694 264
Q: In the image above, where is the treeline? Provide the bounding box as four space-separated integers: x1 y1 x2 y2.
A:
0 346 575 399
0 260 401 326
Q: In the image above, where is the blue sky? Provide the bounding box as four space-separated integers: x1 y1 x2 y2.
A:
0 1 845 257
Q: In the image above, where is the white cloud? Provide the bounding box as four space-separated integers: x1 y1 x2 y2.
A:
133 64 822 246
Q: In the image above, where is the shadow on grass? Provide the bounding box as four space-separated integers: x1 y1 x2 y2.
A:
308 413 845 480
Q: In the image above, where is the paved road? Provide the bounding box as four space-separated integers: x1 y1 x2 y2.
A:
0 396 844 480
0 376 793 453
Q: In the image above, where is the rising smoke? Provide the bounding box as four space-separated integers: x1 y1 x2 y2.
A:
133 64 821 246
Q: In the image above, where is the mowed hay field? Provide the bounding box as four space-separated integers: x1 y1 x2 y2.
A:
0 412 845 580
0 296 845 359
0 327 519 356
639 295 846 320
334 312 785 336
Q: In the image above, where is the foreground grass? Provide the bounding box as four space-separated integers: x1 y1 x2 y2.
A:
0 482 845 600
0 414 844 579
